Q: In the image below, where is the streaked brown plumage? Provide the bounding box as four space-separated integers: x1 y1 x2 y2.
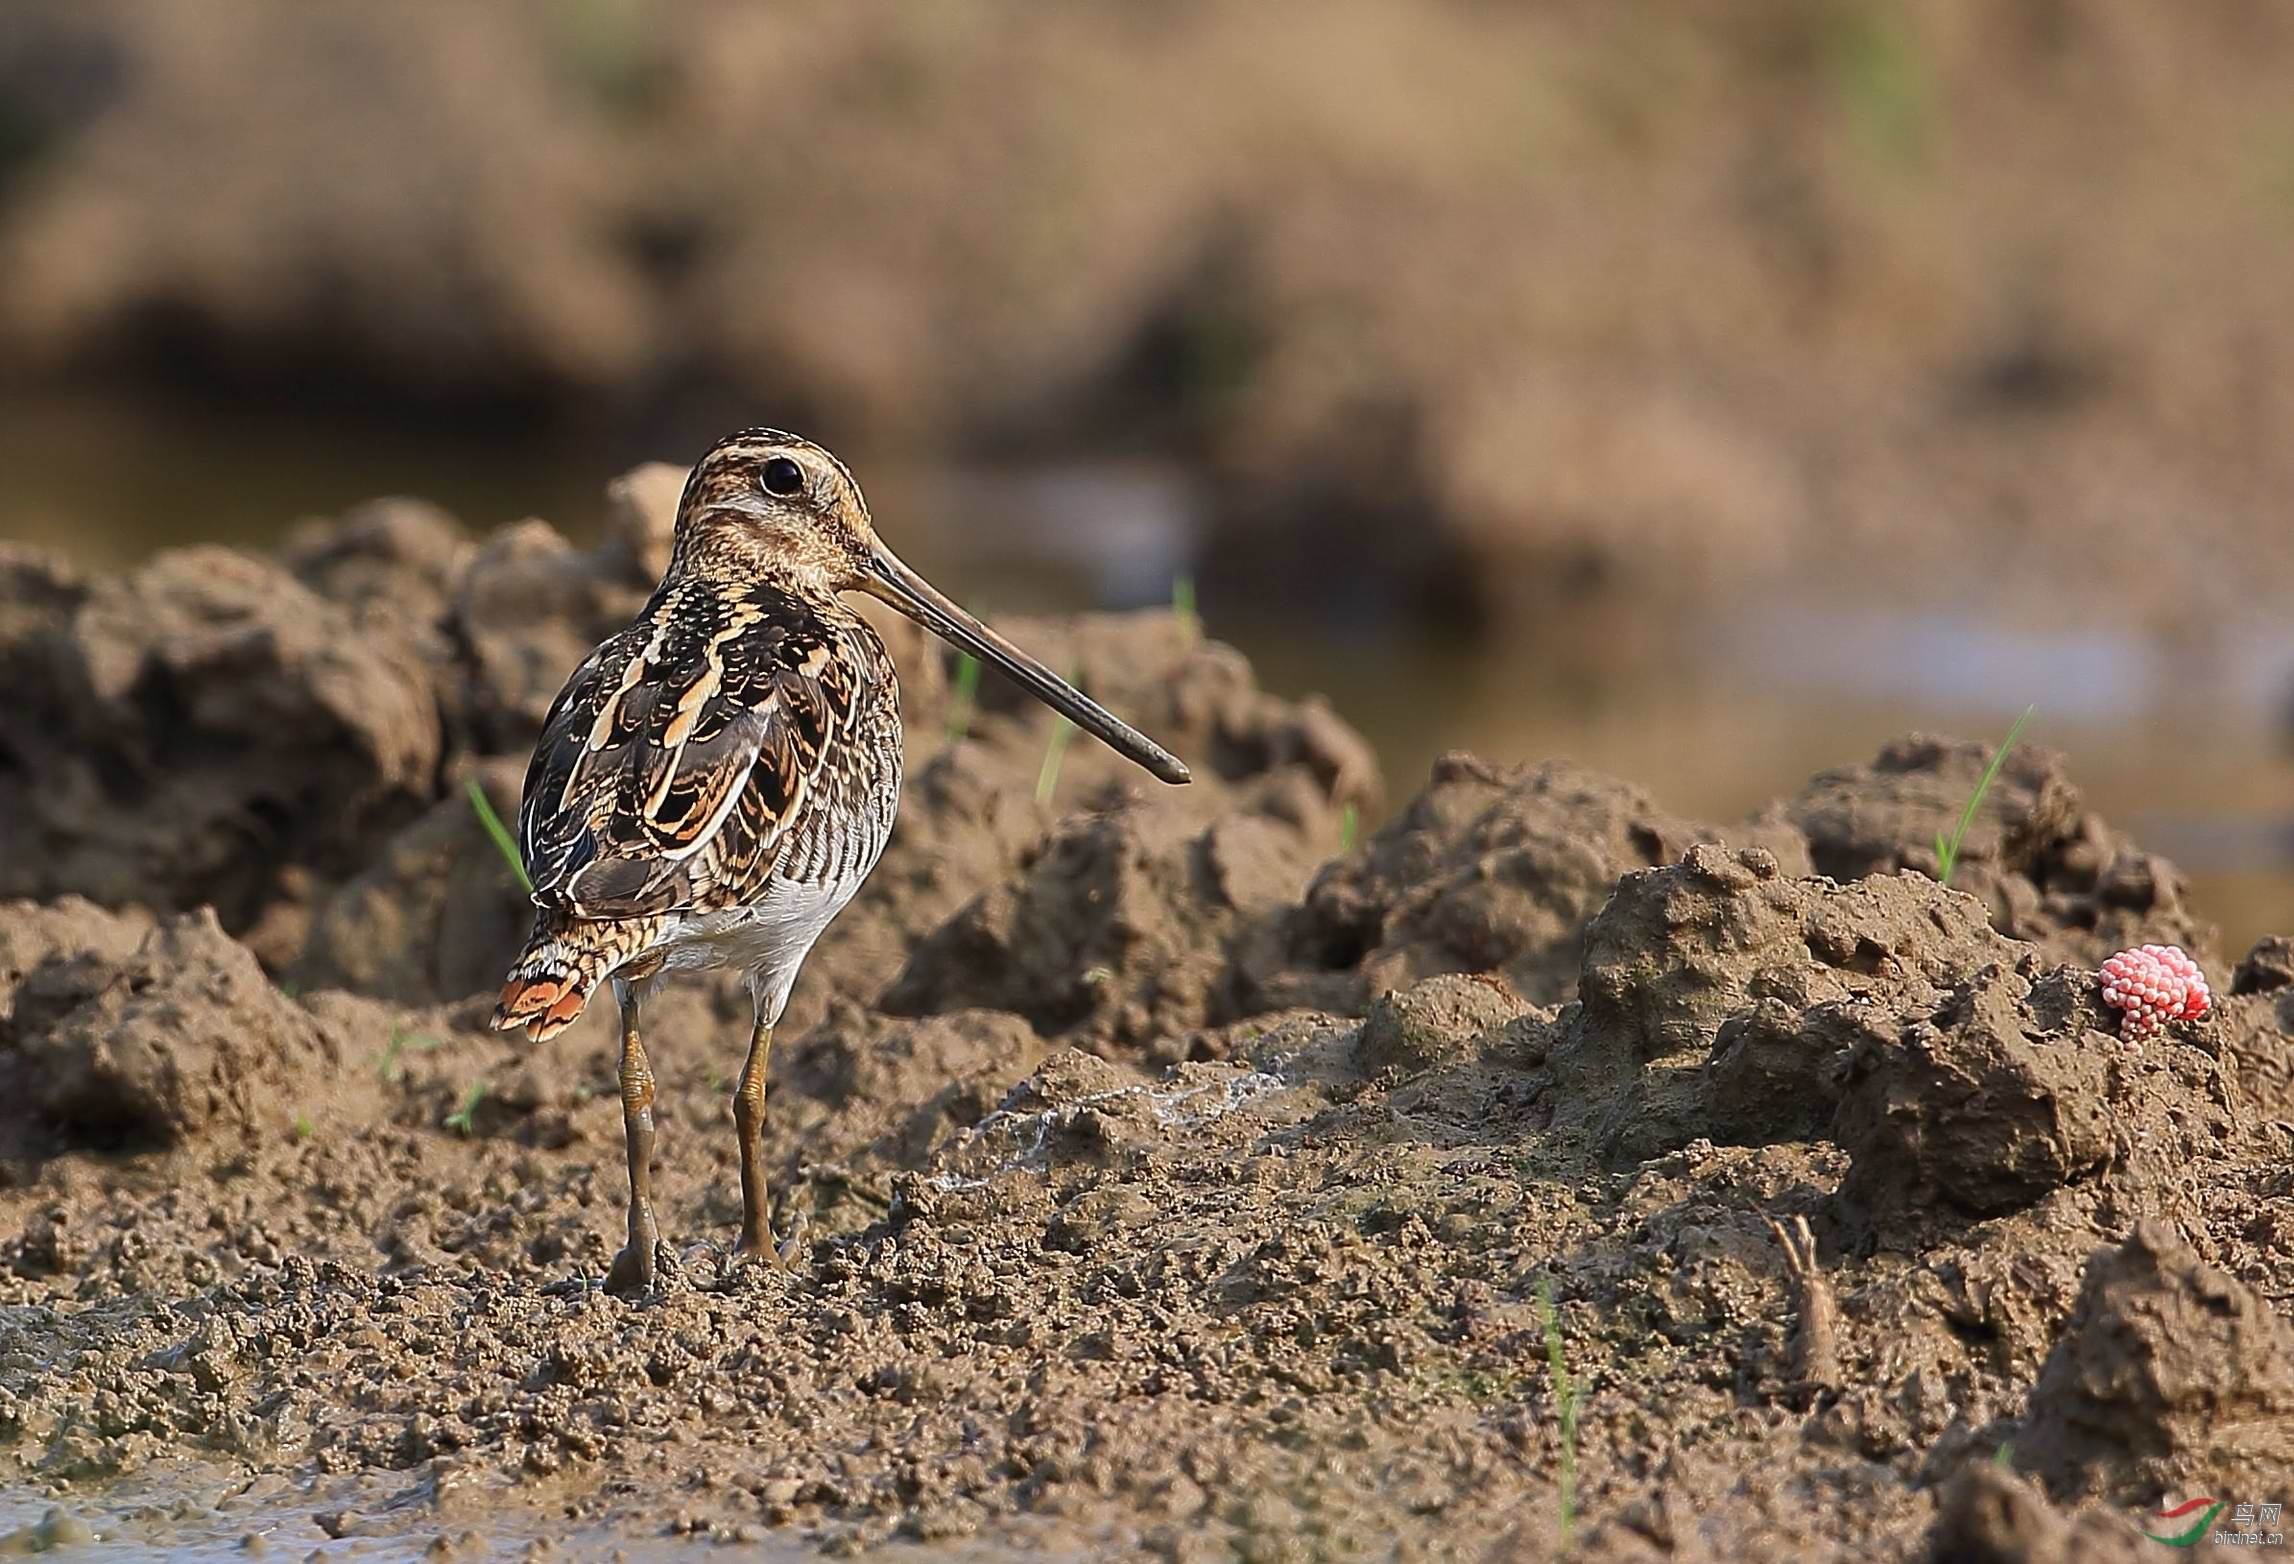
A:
492 428 1188 1291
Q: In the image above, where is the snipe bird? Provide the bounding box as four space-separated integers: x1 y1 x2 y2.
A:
493 429 1190 1291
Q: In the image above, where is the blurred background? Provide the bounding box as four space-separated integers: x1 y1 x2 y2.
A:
0 0 2287 942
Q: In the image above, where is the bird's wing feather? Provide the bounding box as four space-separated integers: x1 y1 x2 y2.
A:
517 580 862 919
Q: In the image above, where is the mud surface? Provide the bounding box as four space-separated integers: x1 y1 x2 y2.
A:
0 488 2289 1559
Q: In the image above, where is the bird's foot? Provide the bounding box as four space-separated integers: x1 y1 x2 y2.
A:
730 1209 809 1275
605 1207 667 1296
604 1241 655 1296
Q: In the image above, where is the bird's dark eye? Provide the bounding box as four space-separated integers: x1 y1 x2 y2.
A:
760 457 806 497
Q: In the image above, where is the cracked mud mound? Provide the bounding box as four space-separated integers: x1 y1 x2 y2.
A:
1828 963 2121 1231
0 545 442 934
1788 735 2215 970
0 480 2287 1557
1261 753 1811 1017
3 905 340 1156
2020 1221 2294 1505
881 794 1335 1058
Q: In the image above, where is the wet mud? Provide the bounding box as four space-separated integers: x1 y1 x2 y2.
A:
0 480 2288 1559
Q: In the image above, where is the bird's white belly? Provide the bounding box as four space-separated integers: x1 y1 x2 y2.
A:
657 879 852 974
648 869 868 1024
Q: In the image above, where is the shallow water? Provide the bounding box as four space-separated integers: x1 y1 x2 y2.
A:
0 1462 685 1561
6 394 2288 956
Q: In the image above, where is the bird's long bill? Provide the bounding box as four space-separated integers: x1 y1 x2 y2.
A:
862 545 1192 785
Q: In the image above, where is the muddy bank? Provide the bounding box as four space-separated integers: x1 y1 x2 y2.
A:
6 5 2294 633
0 484 2288 1558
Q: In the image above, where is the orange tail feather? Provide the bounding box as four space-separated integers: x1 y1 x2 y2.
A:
493 941 609 1042
494 913 660 1041
492 974 593 1041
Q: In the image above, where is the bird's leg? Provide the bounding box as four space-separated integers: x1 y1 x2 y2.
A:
730 1011 796 1268
605 982 661 1294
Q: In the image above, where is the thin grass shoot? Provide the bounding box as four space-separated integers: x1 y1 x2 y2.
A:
946 650 982 744
445 1081 487 1137
377 1026 443 1085
1934 704 2035 886
1537 1276 1581 1548
1034 662 1083 805
465 777 534 894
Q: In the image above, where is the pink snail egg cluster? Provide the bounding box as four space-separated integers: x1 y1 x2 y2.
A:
2098 944 2210 1042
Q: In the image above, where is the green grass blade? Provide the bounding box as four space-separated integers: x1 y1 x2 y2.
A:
1537 1277 1578 1548
946 651 982 744
1171 573 1198 646
445 1080 487 1136
465 776 534 894
1034 709 1076 806
1034 660 1083 806
1935 704 2035 886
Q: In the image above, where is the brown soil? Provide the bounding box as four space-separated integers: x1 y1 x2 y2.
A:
0 483 2288 1559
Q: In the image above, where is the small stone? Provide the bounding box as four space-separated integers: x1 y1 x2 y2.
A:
1354 974 1525 1074
34 1508 94 1549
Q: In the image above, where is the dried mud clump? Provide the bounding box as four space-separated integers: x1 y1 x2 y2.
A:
2019 1220 2294 1502
0 545 442 930
2233 935 2294 997
447 520 654 753
293 760 533 1006
1548 844 2019 1162
1574 848 2015 1071
1830 964 2116 1231
1923 1466 2147 1564
882 802 1326 1058
7 909 339 1150
1268 754 1811 1015
278 497 472 632
1352 972 1528 1074
0 897 154 1026
0 897 159 1159
1789 736 2214 969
